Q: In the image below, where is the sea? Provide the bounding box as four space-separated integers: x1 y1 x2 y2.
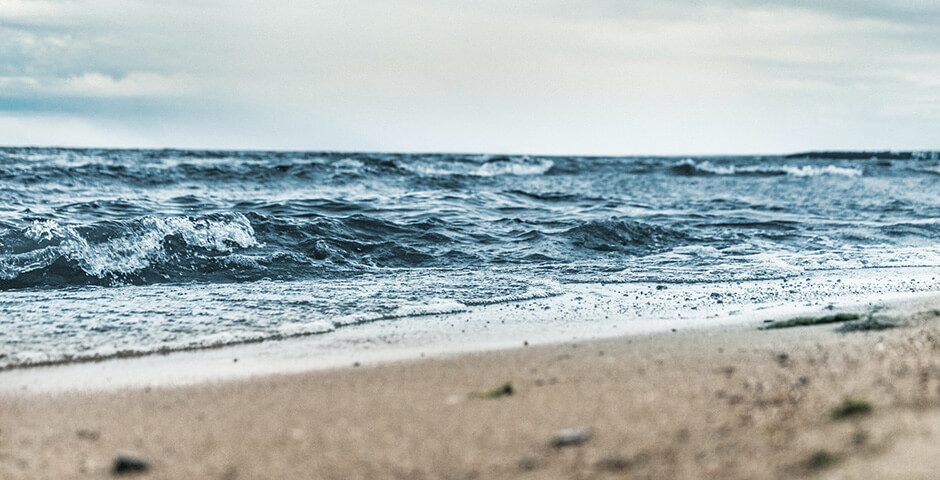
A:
2 148 940 371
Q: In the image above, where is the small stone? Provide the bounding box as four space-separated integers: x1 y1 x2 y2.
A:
595 455 632 472
518 457 543 471
551 427 592 447
76 429 100 441
112 453 149 475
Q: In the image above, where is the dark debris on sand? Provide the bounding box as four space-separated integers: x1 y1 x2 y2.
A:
111 453 150 476
474 382 515 399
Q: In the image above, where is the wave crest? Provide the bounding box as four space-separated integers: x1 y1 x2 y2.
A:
0 213 257 288
671 159 863 177
398 156 554 177
563 219 698 255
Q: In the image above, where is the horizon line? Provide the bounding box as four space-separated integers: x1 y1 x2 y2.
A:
1 144 937 158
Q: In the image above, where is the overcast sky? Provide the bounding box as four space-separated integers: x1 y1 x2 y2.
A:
1 0 938 154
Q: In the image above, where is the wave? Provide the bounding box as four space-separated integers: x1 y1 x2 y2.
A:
333 299 469 327
1 319 337 371
0 151 562 189
785 150 939 161
0 211 717 290
505 189 607 203
879 220 940 238
0 278 570 370
5 149 938 192
670 159 863 177
562 219 700 255
0 213 258 289
908 165 940 176
396 155 554 177
0 211 474 290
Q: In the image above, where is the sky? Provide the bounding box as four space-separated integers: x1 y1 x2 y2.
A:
1 0 938 155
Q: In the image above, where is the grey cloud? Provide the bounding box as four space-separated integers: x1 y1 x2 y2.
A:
725 0 940 24
529 0 940 23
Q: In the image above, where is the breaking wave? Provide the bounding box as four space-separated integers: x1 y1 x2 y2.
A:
396 155 554 177
0 213 258 289
670 159 863 177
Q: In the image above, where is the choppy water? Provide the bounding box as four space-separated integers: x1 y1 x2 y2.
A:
2 148 939 368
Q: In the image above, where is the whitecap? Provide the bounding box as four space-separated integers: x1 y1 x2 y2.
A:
4 214 259 279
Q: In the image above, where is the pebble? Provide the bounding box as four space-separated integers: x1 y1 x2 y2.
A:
552 427 592 447
112 452 149 475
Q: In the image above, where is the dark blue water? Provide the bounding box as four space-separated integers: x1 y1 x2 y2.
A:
1 148 939 368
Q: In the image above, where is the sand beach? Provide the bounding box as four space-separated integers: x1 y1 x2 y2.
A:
5 296 940 479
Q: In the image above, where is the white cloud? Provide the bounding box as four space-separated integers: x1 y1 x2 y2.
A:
0 72 200 98
60 72 198 97
0 0 937 153
0 0 61 20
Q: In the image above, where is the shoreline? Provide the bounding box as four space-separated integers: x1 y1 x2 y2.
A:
5 295 940 478
3 292 936 396
4 267 939 395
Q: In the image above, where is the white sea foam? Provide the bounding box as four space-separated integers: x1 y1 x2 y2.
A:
332 299 469 327
0 247 60 279
333 158 365 170
275 321 336 337
463 282 565 306
4 214 258 279
772 165 862 177
669 245 723 257
474 158 554 176
675 159 862 177
24 218 73 242
400 157 554 177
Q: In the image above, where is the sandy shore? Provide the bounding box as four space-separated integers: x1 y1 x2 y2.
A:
5 298 940 479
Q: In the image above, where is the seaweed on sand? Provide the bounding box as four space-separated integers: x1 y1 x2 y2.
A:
473 382 515 399
803 449 840 470
760 313 861 330
835 316 897 332
830 399 873 420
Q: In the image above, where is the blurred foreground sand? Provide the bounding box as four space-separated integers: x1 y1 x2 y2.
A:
4 299 940 479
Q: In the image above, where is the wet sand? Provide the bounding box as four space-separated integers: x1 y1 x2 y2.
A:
4 298 940 479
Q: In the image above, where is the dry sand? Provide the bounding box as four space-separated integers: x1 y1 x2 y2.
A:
5 300 940 479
